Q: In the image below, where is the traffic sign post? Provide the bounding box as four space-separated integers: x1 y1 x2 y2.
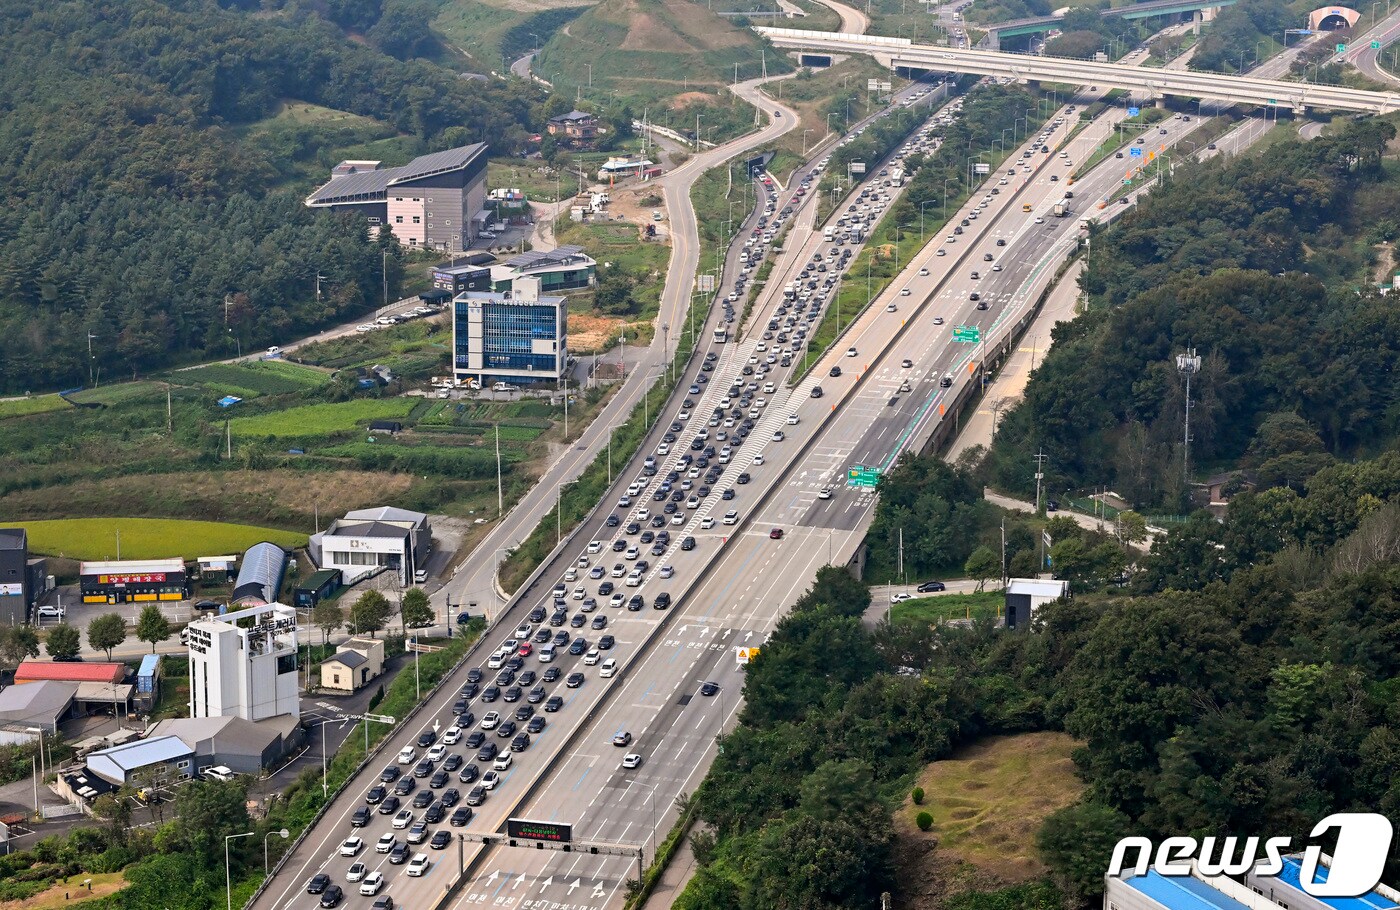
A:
508 818 573 844
1373 40 1382 49
952 325 981 343
1127 106 1140 117
847 465 881 488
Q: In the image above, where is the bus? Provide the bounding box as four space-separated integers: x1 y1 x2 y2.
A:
712 327 728 343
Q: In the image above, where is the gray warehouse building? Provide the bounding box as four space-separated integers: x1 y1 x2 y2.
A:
0 528 47 626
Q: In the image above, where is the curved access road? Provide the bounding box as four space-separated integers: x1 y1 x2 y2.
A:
811 0 870 34
1341 7 1400 86
432 78 799 622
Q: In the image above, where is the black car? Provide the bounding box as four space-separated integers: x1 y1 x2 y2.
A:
440 787 460 807
465 731 485 749
430 770 449 789
443 753 462 772
458 763 480 784
566 672 585 688
372 898 394 910
466 668 483 684
654 592 672 609
195 600 223 612
543 667 562 683
533 628 551 643
503 686 522 703
319 885 344 908
518 670 537 686
496 720 517 739
424 801 445 824
430 829 452 850
352 806 371 827
476 739 499 760
700 681 721 696
466 786 488 806
451 805 474 827
306 873 331 894
452 699 469 715
505 656 524 671
598 581 614 595
526 716 547 734
722 489 735 501
570 613 586 628
736 473 751 485
569 638 588 655
417 730 436 748
460 683 480 699
916 581 946 593
378 795 401 815
413 788 434 809
380 766 401 783
627 595 644 612
598 634 615 650
527 685 547 703
681 537 696 551
389 843 410 864
393 776 416 796
528 606 547 623
591 615 608 629
481 686 500 703
366 784 387 804
549 610 567 627
605 515 620 527
511 731 532 751
413 759 433 778
513 705 535 722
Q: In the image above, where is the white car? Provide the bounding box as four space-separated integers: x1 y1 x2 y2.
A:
600 658 618 678
701 517 716 530
621 753 644 770
340 837 364 857
443 725 462 745
392 809 414 829
891 592 914 603
481 770 501 791
752 454 765 466
345 862 367 883
35 604 63 619
722 510 738 525
587 540 603 554
818 488 832 500
481 711 500 730
376 833 396 853
359 871 384 896
406 854 430 877
584 649 601 666
493 752 513 771
397 746 416 765
515 623 532 639
426 743 447 763
659 565 675 579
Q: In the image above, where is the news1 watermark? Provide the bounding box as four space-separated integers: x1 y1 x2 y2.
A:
1108 813 1395 897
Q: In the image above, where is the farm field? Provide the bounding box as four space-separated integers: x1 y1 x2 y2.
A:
15 517 308 561
174 360 329 398
892 591 1004 625
0 394 71 420
229 399 419 438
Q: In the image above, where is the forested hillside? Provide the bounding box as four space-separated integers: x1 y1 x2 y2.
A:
0 0 540 393
986 118 1400 508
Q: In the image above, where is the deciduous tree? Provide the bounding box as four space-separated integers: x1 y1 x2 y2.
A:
87 613 127 660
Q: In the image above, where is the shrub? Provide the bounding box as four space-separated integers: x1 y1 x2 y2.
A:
916 811 934 832
912 787 925 805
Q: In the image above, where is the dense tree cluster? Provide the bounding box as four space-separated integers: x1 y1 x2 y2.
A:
1190 0 1291 73
0 0 542 393
986 118 1400 509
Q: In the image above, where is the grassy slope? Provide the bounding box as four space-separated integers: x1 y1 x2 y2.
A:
536 0 792 101
228 398 418 437
894 732 1083 891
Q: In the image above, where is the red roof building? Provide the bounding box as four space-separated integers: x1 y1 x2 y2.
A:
15 661 125 685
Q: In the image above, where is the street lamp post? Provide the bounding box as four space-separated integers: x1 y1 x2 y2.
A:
264 828 290 872
225 831 255 910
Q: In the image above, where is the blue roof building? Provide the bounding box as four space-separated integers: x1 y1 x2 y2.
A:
1108 857 1399 910
1246 856 1399 910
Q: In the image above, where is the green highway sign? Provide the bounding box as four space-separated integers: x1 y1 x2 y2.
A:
1336 43 1347 52
1373 40 1382 49
952 325 981 343
847 465 881 488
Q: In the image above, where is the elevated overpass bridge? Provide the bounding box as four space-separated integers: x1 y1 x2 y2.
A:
755 26 1400 113
986 0 1237 44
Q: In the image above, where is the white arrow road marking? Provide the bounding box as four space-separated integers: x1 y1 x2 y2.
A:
484 869 500 885
592 881 607 898
744 630 754 641
512 872 527 889
568 878 581 895
538 875 554 893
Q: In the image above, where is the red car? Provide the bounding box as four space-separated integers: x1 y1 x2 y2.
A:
769 528 784 540
517 642 533 657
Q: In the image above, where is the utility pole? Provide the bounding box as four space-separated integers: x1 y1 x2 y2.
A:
1033 450 1048 512
495 424 503 517
897 528 904 586
1177 348 1201 485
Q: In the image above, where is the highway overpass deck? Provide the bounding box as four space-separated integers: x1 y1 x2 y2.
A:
755 26 1400 113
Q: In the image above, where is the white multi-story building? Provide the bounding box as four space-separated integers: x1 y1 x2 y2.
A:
187 602 300 724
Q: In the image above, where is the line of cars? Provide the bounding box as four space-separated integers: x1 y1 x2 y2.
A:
355 302 441 335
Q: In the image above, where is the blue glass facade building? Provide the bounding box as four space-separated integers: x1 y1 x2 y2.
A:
452 276 567 385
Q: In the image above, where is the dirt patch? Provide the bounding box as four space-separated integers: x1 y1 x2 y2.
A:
0 872 129 910
620 10 696 52
670 91 719 109
892 732 1084 910
568 311 633 353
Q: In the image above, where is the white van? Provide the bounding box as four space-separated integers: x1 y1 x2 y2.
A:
487 647 509 669
599 659 618 678
539 644 556 663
